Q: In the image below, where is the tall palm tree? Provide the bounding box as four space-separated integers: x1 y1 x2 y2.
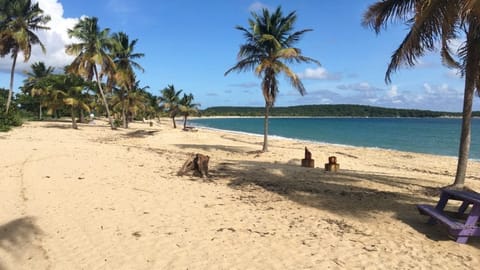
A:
0 0 50 113
22 61 54 119
225 6 320 152
178 93 200 129
65 17 115 129
110 32 144 128
159 84 182 128
363 0 480 188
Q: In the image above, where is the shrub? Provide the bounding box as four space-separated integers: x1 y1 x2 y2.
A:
0 90 23 132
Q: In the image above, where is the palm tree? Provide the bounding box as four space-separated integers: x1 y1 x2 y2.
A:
159 84 182 128
225 6 320 152
46 73 90 129
363 0 480 188
0 0 50 113
22 62 54 119
178 93 200 129
110 32 144 128
65 17 115 129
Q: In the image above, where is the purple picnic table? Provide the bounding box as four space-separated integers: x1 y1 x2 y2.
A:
417 189 480 244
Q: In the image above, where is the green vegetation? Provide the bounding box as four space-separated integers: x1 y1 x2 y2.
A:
225 6 320 152
158 85 198 129
0 0 50 113
0 89 23 131
202 104 471 118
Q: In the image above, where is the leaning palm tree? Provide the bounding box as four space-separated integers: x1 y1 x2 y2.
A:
22 62 55 119
178 93 200 130
65 17 115 129
0 0 50 113
363 0 480 188
109 32 144 128
225 6 320 152
159 84 182 128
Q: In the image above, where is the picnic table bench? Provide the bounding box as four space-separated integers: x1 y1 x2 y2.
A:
417 189 480 244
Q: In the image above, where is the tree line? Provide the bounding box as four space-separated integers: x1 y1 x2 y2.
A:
202 104 480 118
0 0 199 131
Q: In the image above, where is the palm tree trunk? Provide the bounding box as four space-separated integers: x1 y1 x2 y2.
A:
172 116 177 128
6 52 18 113
183 115 187 129
453 26 480 188
262 102 270 152
93 66 114 129
79 109 84 123
122 99 128 128
71 106 78 129
39 104 43 120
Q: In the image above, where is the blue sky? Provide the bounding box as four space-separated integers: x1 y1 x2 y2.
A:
0 0 478 112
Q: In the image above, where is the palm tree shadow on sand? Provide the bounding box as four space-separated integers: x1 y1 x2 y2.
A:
204 159 480 246
0 216 43 269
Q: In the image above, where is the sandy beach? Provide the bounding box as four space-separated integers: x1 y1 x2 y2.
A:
1 120 479 269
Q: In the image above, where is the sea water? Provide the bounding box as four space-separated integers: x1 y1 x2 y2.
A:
190 117 480 159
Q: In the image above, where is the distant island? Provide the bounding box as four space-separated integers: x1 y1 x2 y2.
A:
201 104 479 118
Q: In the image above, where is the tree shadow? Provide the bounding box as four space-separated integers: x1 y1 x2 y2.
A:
175 144 255 154
124 130 159 138
44 124 73 129
208 159 480 246
0 216 43 268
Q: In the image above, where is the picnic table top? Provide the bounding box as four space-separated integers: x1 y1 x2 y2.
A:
443 189 480 205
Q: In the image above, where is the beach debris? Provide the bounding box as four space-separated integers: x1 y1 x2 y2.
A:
325 156 340 172
177 153 210 178
301 147 315 168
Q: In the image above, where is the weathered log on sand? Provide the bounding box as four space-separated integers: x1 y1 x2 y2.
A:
177 153 210 178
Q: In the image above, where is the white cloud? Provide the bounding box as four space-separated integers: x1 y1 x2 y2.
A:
386 85 398 98
423 83 433 94
298 67 341 80
0 0 79 74
249 1 269 12
445 69 462 79
337 82 382 92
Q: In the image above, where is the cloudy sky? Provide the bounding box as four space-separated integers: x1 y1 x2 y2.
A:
0 0 477 112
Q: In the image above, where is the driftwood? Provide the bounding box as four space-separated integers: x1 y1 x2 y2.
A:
178 153 210 178
301 147 315 168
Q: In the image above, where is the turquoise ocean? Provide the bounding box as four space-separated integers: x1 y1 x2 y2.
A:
190 117 480 159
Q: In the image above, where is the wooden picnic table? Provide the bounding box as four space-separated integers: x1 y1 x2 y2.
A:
417 189 480 244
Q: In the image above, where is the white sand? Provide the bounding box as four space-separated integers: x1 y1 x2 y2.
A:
1 120 479 269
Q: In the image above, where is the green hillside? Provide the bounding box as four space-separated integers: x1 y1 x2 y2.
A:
201 104 474 117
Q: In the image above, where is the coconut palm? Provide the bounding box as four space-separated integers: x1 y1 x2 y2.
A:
0 0 50 113
225 6 320 152
178 93 200 130
45 73 90 129
22 62 54 119
159 84 182 128
65 17 115 129
363 0 480 188
109 32 144 128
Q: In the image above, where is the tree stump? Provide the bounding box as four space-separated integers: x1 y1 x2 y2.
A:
177 153 210 178
325 156 339 172
301 147 315 168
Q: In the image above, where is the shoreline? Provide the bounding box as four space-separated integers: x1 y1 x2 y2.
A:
189 117 473 160
1 120 479 269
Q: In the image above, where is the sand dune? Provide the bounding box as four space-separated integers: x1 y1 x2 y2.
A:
1 120 479 269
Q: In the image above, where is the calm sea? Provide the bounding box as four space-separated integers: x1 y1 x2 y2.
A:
190 117 480 159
